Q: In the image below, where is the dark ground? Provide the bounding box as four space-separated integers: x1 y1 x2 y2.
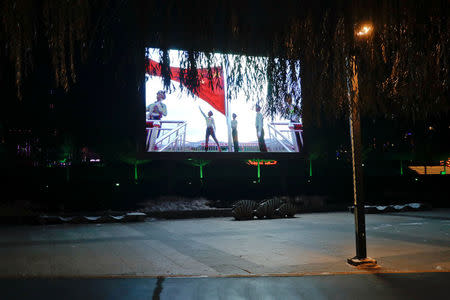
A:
1 273 449 300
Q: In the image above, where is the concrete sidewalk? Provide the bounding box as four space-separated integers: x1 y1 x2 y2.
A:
0 211 449 277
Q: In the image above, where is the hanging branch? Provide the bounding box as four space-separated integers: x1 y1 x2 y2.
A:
1 0 37 100
43 0 90 92
1 0 448 122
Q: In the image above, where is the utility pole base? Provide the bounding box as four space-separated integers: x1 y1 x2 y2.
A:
347 256 377 266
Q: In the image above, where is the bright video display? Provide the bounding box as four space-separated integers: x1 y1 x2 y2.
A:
145 48 303 153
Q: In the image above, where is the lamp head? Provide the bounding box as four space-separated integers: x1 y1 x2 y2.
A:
356 24 373 37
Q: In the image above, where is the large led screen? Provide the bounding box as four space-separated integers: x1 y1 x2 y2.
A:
145 48 303 153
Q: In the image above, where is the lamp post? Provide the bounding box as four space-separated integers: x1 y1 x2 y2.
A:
347 24 377 266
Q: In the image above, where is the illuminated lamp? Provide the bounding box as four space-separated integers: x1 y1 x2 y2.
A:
356 24 373 37
185 159 210 179
400 160 403 176
246 159 277 166
246 159 278 183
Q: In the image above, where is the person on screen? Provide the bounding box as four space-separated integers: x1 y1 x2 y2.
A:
285 94 303 152
147 90 167 120
146 90 167 150
231 113 239 152
199 106 221 152
255 104 267 152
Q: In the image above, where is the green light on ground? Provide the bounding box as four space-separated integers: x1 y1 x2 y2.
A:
309 159 312 177
441 171 446 175
400 160 403 176
186 159 210 180
134 163 138 182
257 160 261 183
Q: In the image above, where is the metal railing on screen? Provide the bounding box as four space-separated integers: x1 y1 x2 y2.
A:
188 143 226 152
267 122 303 152
185 143 261 152
146 120 187 152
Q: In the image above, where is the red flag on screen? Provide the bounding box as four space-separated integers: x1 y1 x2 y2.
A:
146 59 225 115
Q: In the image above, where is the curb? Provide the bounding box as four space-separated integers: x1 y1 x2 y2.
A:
348 203 432 214
5 204 431 225
145 209 232 219
0 212 147 225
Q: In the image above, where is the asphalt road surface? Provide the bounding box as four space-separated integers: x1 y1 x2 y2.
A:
1 210 449 299
1 272 449 300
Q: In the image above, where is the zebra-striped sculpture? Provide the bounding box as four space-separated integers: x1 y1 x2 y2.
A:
276 203 297 218
233 198 298 221
254 198 284 219
232 200 258 220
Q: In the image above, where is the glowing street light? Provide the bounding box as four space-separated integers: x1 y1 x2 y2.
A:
356 24 373 37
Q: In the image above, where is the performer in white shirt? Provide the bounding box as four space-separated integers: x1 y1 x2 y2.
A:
146 90 167 151
147 90 167 120
199 106 222 152
231 113 239 152
255 104 267 152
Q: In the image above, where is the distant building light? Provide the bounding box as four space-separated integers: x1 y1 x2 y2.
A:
439 159 450 168
429 126 434 130
409 166 446 175
115 183 120 187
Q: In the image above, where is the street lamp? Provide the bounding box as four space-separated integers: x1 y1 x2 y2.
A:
356 25 373 37
347 23 377 266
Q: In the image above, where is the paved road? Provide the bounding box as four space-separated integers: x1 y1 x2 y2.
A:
1 212 449 277
1 211 449 299
1 272 449 300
